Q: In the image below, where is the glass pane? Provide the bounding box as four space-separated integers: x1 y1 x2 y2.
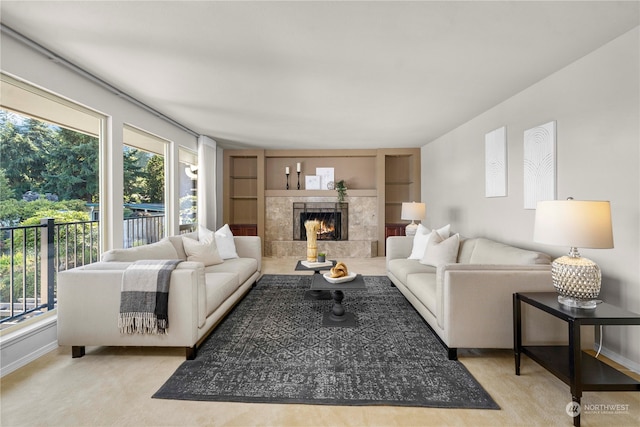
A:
122 145 165 247
0 110 100 325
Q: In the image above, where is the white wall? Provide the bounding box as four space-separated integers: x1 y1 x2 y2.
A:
421 27 639 369
0 315 57 377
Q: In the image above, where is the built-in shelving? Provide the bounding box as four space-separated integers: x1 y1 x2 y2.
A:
376 149 421 255
384 154 415 223
223 148 419 255
223 150 265 238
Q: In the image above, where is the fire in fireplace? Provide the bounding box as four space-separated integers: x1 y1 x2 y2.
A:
300 212 341 241
293 202 348 241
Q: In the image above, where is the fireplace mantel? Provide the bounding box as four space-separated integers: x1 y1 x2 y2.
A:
265 189 377 197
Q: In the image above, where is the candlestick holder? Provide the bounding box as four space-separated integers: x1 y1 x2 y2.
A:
286 173 290 190
297 171 301 190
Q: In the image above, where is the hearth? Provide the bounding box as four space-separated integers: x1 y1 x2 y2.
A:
293 202 348 241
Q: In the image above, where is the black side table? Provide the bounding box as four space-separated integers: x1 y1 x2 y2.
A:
513 292 640 427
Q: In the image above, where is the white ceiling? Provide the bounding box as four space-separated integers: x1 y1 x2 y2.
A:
1 1 638 150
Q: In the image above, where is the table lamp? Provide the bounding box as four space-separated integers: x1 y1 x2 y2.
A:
533 198 613 309
401 202 426 237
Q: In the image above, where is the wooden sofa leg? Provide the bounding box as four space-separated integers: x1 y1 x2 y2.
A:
186 346 197 360
72 346 85 358
447 347 458 360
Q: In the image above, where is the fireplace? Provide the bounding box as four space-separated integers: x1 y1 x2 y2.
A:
293 202 348 241
301 211 341 240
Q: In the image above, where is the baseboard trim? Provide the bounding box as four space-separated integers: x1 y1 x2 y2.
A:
0 315 58 378
596 346 640 375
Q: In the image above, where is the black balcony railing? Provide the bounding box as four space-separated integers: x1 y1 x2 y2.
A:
123 214 165 248
1 215 194 327
0 218 100 327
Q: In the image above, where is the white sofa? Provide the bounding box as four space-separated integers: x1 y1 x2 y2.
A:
57 233 261 359
387 235 567 360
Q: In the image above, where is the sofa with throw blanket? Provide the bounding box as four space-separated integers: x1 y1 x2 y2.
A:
386 224 572 360
57 225 261 359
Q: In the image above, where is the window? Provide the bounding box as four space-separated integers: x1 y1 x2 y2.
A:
122 125 169 248
0 73 104 325
0 74 102 210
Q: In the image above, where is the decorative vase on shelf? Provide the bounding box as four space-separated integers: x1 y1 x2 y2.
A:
305 220 320 262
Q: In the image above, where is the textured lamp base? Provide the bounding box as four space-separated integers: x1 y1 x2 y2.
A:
552 254 601 310
405 222 418 237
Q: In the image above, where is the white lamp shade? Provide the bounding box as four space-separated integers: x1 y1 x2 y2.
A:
534 200 613 249
401 202 426 221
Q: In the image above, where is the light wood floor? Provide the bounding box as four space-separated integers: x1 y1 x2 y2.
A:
1 257 639 426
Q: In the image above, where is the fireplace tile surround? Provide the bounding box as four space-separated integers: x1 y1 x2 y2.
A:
265 196 378 258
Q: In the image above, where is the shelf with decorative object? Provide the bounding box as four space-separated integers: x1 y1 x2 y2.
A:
264 151 377 191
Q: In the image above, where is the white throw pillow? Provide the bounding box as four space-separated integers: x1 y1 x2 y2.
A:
215 224 239 259
197 225 215 243
408 224 451 260
182 226 223 266
420 232 460 267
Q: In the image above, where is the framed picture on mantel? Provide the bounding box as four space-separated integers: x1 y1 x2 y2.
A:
316 167 335 190
305 175 321 190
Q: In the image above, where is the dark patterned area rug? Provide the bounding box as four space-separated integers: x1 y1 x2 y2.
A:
153 275 499 409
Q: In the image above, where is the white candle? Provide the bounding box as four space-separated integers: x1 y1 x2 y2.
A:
297 162 301 172
285 166 290 174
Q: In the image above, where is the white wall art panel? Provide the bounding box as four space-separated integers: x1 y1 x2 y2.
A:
315 167 334 190
523 121 556 209
485 126 507 197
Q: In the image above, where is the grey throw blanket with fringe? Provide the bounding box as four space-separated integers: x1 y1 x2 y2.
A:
119 259 182 335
